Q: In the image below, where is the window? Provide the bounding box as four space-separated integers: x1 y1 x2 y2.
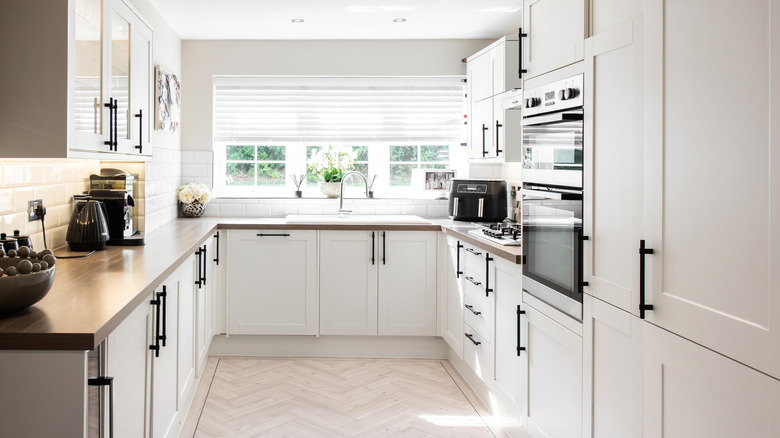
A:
213 77 466 196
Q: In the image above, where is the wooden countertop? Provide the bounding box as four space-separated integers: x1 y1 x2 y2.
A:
0 217 518 350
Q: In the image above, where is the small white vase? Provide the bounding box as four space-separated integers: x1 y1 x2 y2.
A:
319 181 342 198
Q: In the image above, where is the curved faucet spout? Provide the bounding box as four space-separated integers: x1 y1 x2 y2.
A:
338 171 370 214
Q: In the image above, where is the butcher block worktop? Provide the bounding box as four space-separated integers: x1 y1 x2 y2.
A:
0 217 520 350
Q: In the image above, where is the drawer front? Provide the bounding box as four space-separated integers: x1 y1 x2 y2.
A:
463 278 493 341
462 243 487 280
463 323 493 382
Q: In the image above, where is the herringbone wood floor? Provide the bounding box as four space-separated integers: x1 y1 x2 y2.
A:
182 358 497 438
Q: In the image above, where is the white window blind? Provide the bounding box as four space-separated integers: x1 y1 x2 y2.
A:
213 76 466 143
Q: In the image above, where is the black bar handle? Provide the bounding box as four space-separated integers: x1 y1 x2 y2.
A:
113 99 118 150
382 232 387 265
464 276 482 287
149 295 160 357
195 248 202 288
160 286 167 347
257 233 291 237
516 305 526 356
465 304 481 316
213 232 220 265
88 376 114 438
518 27 528 79
202 245 207 286
456 241 464 278
465 247 482 256
485 254 493 297
465 333 481 346
496 120 503 154
639 240 655 319
371 232 375 265
134 109 143 153
579 232 589 293
104 98 114 149
482 124 488 157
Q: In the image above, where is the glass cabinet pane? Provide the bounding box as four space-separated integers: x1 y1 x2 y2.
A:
74 0 103 135
111 11 130 140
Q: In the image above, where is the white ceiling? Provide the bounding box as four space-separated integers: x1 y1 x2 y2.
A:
147 0 523 40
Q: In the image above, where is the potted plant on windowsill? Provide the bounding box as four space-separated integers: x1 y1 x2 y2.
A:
309 146 355 198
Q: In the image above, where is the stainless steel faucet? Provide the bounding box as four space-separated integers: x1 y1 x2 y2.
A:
338 171 370 214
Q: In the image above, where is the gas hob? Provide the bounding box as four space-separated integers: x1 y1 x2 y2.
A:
467 222 522 246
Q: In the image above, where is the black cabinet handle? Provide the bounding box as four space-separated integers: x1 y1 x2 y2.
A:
195 248 202 288
516 305 526 356
465 304 481 316
213 232 220 265
639 240 654 319
113 99 118 150
579 232 589 293
382 232 386 265
465 247 482 256
485 254 493 297
149 294 161 357
159 287 167 347
257 233 291 237
465 333 481 346
201 245 207 286
456 241 464 278
134 109 143 153
104 98 114 150
464 276 482 287
88 376 114 438
496 120 503 154
518 27 528 79
482 124 488 157
371 232 375 265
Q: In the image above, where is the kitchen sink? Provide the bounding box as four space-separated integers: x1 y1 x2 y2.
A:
285 214 431 225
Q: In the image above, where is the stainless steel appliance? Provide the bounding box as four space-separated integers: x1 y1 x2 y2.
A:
448 179 508 222
88 189 144 246
521 74 586 321
90 168 139 237
468 222 522 246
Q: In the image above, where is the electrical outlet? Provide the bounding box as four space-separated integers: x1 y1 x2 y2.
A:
27 199 43 222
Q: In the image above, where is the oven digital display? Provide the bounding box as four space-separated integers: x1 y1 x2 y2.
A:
457 183 488 194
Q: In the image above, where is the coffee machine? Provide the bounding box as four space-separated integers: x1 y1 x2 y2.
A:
88 168 144 246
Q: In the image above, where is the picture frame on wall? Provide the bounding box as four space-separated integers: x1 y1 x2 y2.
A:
411 169 456 197
155 65 181 133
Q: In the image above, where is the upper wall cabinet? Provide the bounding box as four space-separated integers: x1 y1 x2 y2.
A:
523 0 588 79
0 0 153 160
643 0 780 379
468 37 523 102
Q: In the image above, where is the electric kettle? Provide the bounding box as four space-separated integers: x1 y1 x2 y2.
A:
66 197 110 251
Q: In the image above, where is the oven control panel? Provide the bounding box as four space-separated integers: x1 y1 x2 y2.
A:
523 74 584 117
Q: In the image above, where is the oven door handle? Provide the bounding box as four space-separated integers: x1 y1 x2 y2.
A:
522 111 583 127
520 188 582 201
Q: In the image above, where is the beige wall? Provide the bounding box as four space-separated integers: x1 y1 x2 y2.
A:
181 39 493 151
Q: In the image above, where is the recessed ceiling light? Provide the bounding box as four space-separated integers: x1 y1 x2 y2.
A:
393 18 407 23
291 18 304 23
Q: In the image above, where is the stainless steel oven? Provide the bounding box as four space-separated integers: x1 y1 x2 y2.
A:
521 74 585 321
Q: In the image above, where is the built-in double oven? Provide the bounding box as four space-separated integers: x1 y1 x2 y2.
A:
520 74 585 321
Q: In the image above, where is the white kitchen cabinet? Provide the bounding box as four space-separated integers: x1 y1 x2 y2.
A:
195 233 219 374
582 295 643 438
227 230 318 335
468 37 523 101
0 0 153 160
319 230 378 335
643 0 780 379
582 17 644 314
523 0 588 79
177 253 196 413
469 97 495 159
378 231 438 336
468 51 494 103
150 279 179 438
441 237 465 357
643 322 780 438
521 297 583 438
491 256 524 417
106 293 152 438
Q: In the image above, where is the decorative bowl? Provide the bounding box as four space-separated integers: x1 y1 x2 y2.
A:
0 250 56 316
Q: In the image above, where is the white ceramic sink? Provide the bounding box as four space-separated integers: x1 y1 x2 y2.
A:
285 214 431 225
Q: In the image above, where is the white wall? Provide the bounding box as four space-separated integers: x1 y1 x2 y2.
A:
181 39 493 151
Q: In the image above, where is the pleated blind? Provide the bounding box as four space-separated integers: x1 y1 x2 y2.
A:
213 76 466 143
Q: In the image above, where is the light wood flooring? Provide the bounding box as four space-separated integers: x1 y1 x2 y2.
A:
181 357 498 438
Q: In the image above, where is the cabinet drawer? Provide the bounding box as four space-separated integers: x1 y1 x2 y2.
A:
463 278 493 342
463 323 492 382
462 243 488 280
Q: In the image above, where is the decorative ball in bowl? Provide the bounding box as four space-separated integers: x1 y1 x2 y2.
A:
0 247 56 316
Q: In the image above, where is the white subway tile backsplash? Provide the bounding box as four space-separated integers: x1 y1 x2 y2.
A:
181 151 195 164
297 203 325 215
271 203 298 217
219 203 246 217
245 204 271 217
24 166 44 185
375 203 403 215
194 151 212 164
427 204 449 218
3 165 24 187
43 165 60 184
401 204 428 217
14 186 34 212
34 186 54 207
0 189 13 214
